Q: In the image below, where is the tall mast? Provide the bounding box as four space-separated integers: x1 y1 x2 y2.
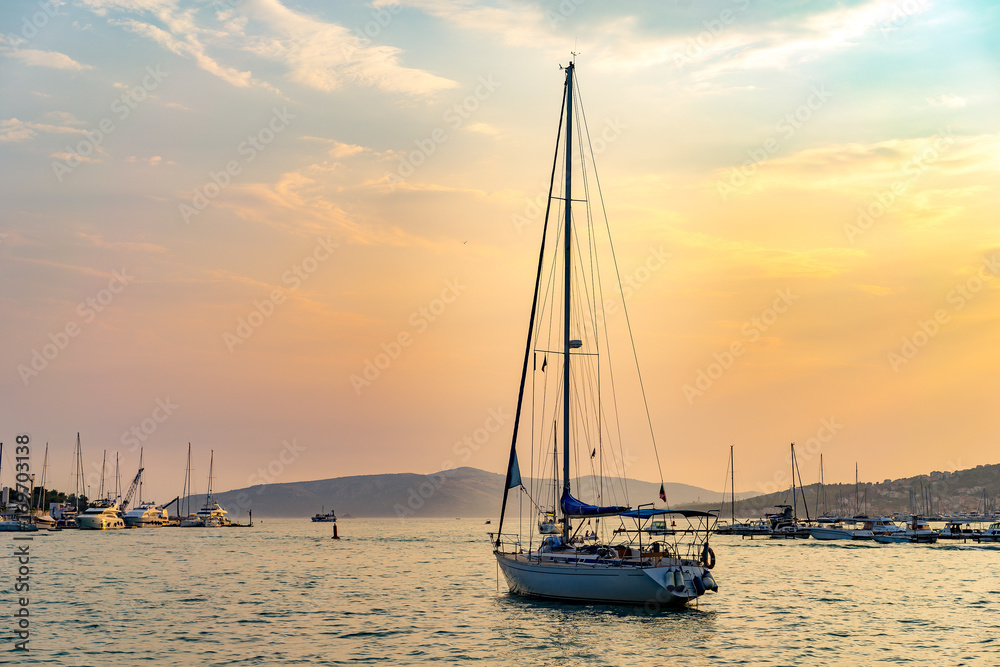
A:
99 449 107 501
183 442 191 516
207 449 215 505
819 454 825 516
855 462 859 515
138 447 144 505
553 423 558 516
730 445 735 524
74 433 83 511
561 60 575 538
36 443 49 513
790 443 796 519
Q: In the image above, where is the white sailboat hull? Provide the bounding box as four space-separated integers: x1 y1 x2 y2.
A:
495 552 713 607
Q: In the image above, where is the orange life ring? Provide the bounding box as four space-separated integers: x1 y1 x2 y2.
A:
701 544 716 570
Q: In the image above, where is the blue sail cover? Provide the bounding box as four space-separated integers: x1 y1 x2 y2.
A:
560 490 630 517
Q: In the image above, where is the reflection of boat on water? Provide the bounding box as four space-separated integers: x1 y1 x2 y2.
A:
311 507 337 522
491 60 719 607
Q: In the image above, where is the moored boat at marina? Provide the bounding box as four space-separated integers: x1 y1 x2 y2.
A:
938 521 981 540
181 449 231 527
808 518 874 540
123 502 169 527
76 501 125 530
975 522 1000 543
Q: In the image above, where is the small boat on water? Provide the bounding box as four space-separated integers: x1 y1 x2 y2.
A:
938 521 981 540
0 518 40 532
311 507 337 522
808 518 875 541
537 510 560 535
975 522 1000 543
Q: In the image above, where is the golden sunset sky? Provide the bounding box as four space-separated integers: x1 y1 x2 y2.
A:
1 0 998 503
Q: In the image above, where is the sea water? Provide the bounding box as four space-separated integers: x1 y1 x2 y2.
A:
4 518 998 665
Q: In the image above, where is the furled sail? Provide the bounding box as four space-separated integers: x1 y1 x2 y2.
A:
560 490 629 517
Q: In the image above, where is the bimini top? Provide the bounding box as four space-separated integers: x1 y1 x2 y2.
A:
560 491 630 517
619 508 719 519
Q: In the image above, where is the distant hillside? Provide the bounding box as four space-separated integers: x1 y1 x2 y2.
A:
203 467 757 519
688 463 1000 518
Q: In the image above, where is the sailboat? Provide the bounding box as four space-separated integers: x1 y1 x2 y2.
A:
181 449 230 528
491 60 719 607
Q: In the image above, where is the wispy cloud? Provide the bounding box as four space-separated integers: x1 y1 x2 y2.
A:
5 49 94 70
0 117 87 142
79 0 457 96
244 0 458 95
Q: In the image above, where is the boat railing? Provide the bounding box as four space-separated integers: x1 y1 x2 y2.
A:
489 532 522 554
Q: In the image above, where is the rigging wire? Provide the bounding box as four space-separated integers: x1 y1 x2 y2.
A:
575 71 666 492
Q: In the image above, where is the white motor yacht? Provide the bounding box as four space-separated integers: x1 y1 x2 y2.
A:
76 502 125 530
123 502 169 527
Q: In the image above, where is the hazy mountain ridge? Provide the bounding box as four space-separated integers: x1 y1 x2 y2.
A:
206 467 756 518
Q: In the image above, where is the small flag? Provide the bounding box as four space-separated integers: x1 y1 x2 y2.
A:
659 483 666 502
541 356 548 372
590 448 596 459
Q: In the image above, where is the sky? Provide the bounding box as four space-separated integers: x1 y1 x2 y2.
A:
1 0 998 505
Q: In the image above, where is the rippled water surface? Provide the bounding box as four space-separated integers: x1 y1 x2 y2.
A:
5 519 999 665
